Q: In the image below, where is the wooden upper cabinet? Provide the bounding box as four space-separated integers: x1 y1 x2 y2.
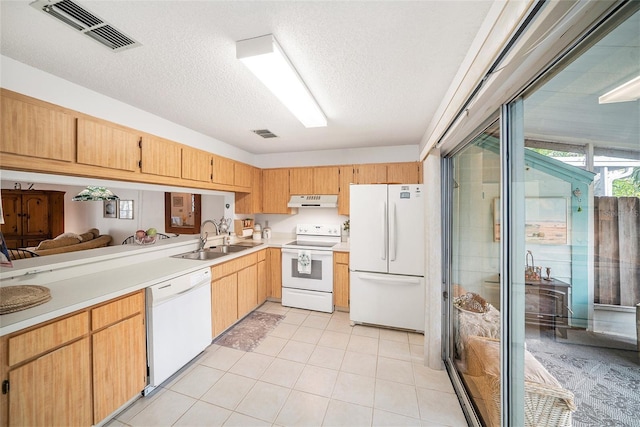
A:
290 166 339 195
77 118 140 172
355 163 387 184
338 166 354 216
234 162 253 188
1 90 76 162
212 154 235 186
235 166 262 214
262 168 291 214
387 162 422 184
289 168 314 194
314 166 340 194
182 146 212 182
140 135 181 178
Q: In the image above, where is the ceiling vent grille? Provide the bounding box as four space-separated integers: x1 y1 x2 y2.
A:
30 0 141 52
252 129 278 139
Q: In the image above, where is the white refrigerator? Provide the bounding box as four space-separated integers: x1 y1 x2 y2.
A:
349 184 425 331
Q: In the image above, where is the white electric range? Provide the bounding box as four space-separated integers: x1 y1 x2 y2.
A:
281 224 341 313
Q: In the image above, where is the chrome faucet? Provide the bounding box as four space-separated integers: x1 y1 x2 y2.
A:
199 219 219 250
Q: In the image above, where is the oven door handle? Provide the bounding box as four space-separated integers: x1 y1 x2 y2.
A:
281 248 332 257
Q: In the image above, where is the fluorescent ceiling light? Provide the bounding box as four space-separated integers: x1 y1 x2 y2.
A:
237 34 327 128
598 75 640 104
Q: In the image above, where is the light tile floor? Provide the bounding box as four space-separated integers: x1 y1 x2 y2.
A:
108 302 467 427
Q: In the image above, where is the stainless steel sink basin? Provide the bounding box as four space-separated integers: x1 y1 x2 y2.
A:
172 250 228 260
172 243 258 261
209 245 247 253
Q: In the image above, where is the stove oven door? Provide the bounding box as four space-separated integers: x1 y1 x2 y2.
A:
281 248 333 292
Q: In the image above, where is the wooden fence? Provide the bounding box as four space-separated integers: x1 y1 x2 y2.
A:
594 196 640 306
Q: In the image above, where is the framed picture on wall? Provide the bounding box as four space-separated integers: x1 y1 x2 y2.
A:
103 200 117 218
493 197 568 244
118 200 134 220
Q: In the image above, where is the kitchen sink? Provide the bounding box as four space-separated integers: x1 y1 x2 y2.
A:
172 243 261 261
208 245 247 253
172 250 228 260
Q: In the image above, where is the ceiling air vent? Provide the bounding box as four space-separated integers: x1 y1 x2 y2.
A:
30 0 141 52
252 129 278 139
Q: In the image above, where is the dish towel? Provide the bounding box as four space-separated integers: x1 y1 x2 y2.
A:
297 250 312 274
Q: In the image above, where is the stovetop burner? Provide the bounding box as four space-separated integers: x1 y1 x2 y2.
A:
281 223 341 251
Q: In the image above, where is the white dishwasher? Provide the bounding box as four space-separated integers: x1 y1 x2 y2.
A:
145 267 212 394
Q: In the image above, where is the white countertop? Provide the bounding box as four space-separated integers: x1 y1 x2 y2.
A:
0 234 348 336
0 234 295 336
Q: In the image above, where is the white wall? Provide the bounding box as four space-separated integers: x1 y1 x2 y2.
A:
255 209 348 238
257 145 420 169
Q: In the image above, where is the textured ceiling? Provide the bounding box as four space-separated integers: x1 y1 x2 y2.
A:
0 0 495 155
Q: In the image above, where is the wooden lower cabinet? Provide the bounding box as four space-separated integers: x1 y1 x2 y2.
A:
211 252 265 337
237 265 258 318
266 247 282 299
333 251 350 311
92 314 146 423
257 250 267 304
1 290 146 427
8 337 92 427
212 273 238 337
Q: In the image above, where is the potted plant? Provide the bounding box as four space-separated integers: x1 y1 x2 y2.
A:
342 219 350 242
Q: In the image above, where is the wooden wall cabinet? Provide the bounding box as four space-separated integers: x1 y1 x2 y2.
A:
182 146 213 182
77 118 140 172
262 169 291 214
314 166 340 194
355 163 387 184
266 247 282 299
289 166 340 195
235 166 262 214
0 190 65 248
234 162 253 188
140 135 182 178
338 166 354 216
333 251 350 311
1 89 76 162
387 162 422 184
289 168 314 195
355 162 422 185
212 154 235 186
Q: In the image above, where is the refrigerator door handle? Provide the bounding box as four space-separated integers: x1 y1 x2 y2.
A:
357 273 422 285
389 202 396 261
381 201 387 261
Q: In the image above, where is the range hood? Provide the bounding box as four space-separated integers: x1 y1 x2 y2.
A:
288 195 338 208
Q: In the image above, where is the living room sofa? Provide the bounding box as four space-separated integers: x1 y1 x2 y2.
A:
28 229 113 256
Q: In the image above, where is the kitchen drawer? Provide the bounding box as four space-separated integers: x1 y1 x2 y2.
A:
8 312 89 366
91 290 145 331
212 253 258 278
257 249 266 262
334 251 349 264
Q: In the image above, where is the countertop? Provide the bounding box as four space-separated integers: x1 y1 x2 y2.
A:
0 234 348 336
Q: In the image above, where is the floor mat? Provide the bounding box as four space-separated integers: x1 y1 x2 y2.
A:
527 331 640 427
213 311 284 352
